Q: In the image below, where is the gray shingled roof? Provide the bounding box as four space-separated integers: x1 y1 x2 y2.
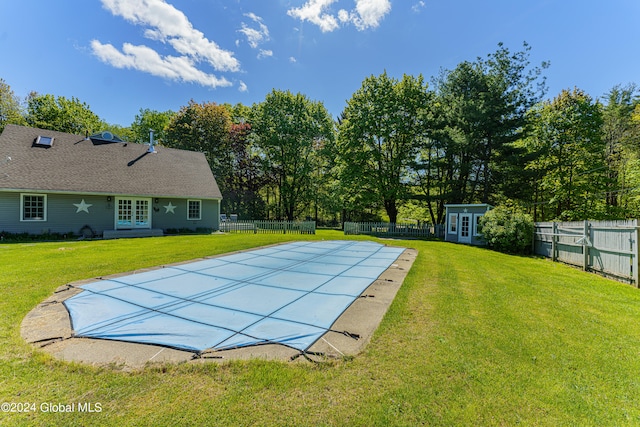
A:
0 125 222 199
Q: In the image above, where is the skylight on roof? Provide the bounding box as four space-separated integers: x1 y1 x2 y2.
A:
35 135 54 147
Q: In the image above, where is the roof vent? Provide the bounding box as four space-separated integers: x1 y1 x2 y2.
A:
35 135 54 147
147 129 157 154
101 131 114 141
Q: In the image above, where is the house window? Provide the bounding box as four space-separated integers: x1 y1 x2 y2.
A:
187 200 202 220
448 213 458 234
21 194 47 221
474 214 484 236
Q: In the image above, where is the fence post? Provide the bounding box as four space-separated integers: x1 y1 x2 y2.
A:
552 222 557 262
634 224 639 288
582 220 589 272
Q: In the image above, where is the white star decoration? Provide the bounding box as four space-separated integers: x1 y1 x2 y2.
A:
73 199 93 213
163 202 176 214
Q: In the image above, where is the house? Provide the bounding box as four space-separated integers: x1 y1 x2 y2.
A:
0 125 222 238
444 203 493 245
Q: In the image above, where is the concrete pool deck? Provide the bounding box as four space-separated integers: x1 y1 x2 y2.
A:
21 241 417 370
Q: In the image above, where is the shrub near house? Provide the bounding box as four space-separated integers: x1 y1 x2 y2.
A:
480 206 534 254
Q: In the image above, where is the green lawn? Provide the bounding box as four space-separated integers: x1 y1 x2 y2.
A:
2 231 640 426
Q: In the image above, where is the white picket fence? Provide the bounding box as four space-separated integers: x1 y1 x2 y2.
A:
219 220 316 235
344 222 445 239
534 220 639 285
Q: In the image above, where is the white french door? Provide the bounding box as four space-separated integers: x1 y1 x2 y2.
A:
116 198 151 229
459 213 472 243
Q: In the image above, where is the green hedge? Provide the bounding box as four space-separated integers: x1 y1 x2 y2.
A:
480 206 534 254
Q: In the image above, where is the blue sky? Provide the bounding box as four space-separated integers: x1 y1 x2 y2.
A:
1 0 639 126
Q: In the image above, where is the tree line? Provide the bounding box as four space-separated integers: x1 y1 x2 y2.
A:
2 43 639 224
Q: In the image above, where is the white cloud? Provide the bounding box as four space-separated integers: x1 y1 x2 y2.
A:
352 0 391 30
287 0 391 32
238 81 248 92
93 0 239 88
412 1 426 13
287 0 340 33
258 49 273 59
338 9 351 23
289 56 297 63
240 27 265 49
239 13 270 49
91 40 232 88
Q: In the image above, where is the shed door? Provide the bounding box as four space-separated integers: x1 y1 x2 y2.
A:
116 198 151 229
459 213 472 243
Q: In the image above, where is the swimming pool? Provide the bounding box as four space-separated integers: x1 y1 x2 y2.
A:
64 240 405 353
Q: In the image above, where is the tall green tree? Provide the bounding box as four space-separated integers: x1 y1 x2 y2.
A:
524 88 606 221
413 85 476 224
25 92 105 134
130 108 174 145
224 102 252 124
429 42 548 206
0 78 26 133
165 100 232 197
601 85 639 211
223 121 266 218
338 72 430 223
250 90 334 221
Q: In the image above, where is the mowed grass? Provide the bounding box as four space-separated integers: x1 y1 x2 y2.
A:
2 230 640 425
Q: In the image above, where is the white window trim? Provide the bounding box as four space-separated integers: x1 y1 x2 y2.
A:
187 199 202 221
20 193 47 222
448 213 458 234
473 213 484 236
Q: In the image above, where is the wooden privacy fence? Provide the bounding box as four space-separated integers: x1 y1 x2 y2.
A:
344 222 445 239
219 220 316 235
533 219 639 285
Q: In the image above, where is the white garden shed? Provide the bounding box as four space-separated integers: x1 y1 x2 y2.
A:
444 204 493 245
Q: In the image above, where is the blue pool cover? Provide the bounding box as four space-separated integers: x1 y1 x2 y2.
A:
64 240 405 353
